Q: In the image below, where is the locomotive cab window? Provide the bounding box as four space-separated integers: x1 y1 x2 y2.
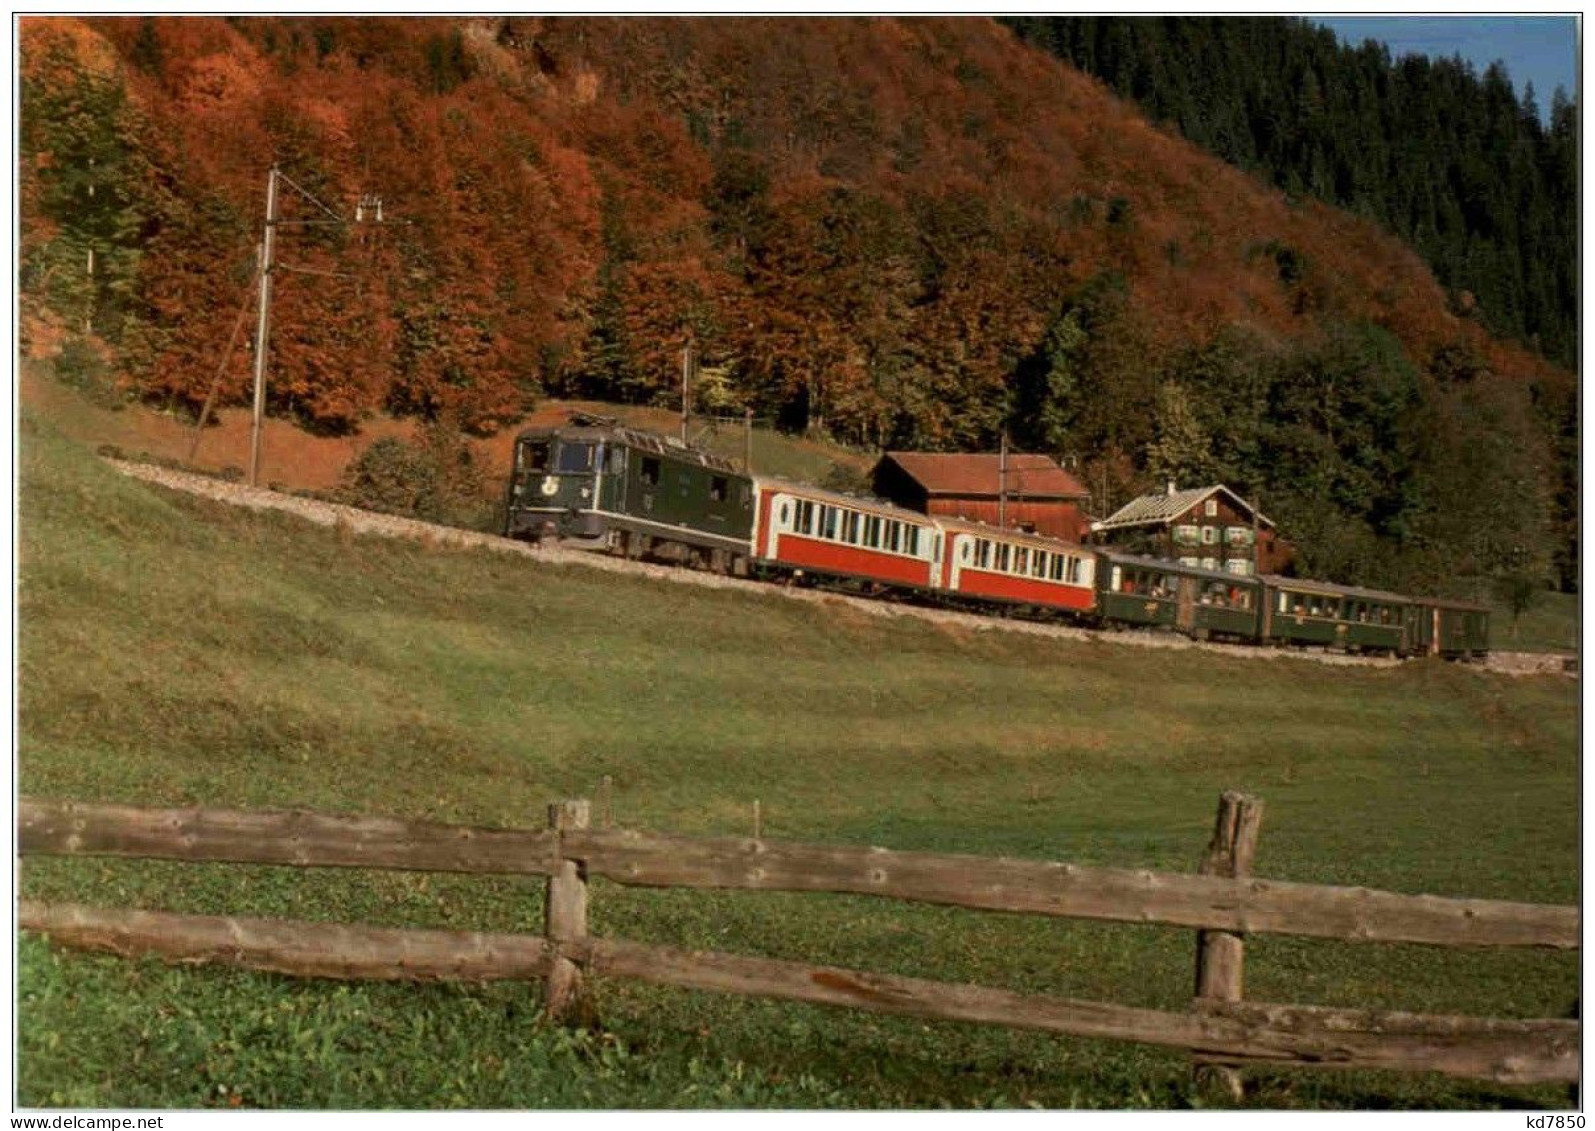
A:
710 476 728 503
556 442 595 472
518 441 552 472
640 457 661 486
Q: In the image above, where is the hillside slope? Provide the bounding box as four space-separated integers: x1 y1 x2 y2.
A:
18 16 1576 590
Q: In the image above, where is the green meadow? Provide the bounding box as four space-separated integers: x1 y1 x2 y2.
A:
17 415 1578 1109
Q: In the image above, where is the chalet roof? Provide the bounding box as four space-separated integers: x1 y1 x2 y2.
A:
879 452 1090 500
1091 485 1274 533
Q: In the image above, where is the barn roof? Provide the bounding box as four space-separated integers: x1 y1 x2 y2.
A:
1091 485 1274 533
879 452 1090 500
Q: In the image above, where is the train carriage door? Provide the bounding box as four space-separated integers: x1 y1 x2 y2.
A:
1176 576 1197 633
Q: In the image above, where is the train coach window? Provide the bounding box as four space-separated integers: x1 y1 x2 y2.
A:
1278 592 1290 614
1066 557 1081 584
822 506 839 540
865 515 881 547
1032 551 1047 579
961 542 972 563
906 526 921 556
886 521 900 553
710 476 728 502
798 500 814 534
779 503 792 527
1015 548 1029 575
1049 556 1064 581
996 544 1011 572
641 457 661 486
843 511 860 544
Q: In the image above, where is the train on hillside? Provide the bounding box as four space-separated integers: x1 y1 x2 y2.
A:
503 418 1489 660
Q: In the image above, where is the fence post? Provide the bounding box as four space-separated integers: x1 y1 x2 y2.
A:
544 798 591 1024
1192 790 1264 1101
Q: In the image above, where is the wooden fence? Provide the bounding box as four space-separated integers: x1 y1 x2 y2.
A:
16 792 1579 1094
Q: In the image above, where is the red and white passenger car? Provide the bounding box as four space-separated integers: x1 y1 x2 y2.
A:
751 477 942 590
937 516 1096 613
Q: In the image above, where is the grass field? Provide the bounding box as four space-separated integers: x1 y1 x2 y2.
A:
16 413 1580 1110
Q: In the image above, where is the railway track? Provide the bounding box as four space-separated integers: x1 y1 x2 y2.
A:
107 460 1570 677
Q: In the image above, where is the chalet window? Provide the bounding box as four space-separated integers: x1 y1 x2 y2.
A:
1179 556 1200 568
1225 559 1252 576
1200 557 1219 571
1204 499 1218 518
1173 524 1200 547
1201 526 1219 545
710 476 728 502
640 457 661 486
1226 526 1254 546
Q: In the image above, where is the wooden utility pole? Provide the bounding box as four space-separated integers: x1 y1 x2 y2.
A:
744 407 755 473
247 165 280 488
1251 495 1261 576
998 431 1009 529
680 343 693 445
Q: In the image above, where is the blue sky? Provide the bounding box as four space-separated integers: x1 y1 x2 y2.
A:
1314 16 1578 112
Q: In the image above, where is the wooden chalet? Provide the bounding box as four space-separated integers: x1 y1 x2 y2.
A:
1090 483 1292 576
870 451 1093 541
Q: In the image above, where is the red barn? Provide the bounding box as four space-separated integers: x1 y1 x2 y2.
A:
870 452 1093 541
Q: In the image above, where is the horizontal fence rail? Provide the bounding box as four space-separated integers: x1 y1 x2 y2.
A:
16 795 1580 1093
20 799 1577 949
18 799 560 877
18 901 1578 1087
568 828 1577 949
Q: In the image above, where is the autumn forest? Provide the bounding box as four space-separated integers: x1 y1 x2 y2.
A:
17 16 1578 593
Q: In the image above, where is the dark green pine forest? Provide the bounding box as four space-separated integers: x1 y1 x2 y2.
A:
1005 16 1579 372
